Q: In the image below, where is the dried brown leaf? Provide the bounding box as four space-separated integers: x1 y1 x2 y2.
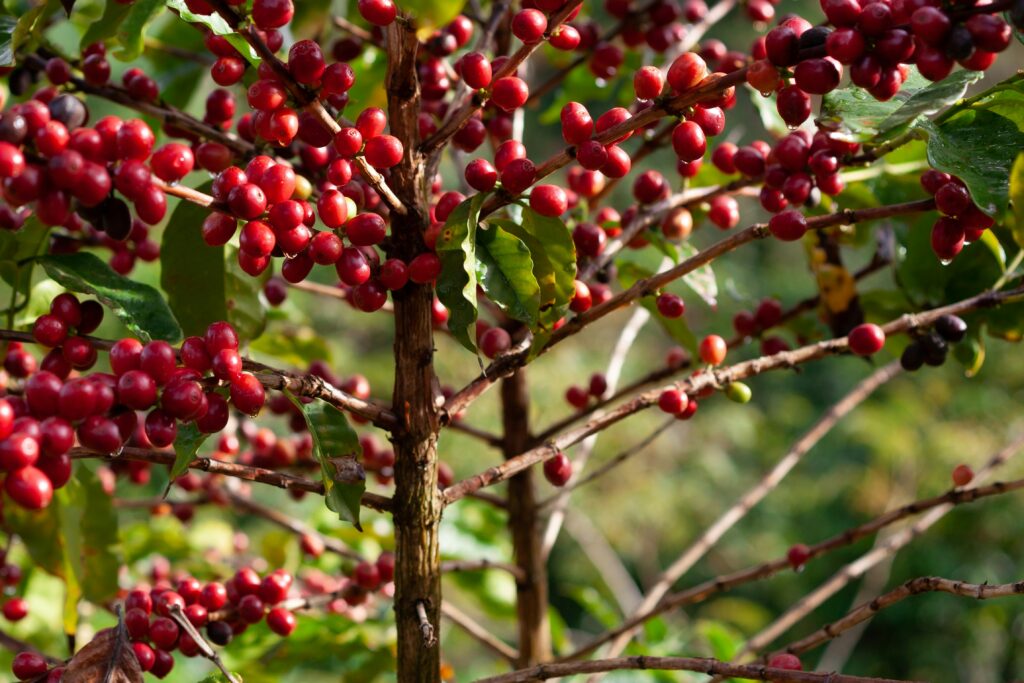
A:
62 626 143 683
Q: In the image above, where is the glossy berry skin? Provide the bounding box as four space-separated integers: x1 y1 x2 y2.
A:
671 121 706 162
633 66 664 100
6 466 53 509
666 52 707 92
699 335 727 365
459 52 492 89
479 327 512 359
2 597 28 621
655 293 685 318
512 9 547 43
543 452 572 486
560 102 594 145
363 134 404 169
848 323 885 356
149 617 179 651
358 0 396 25
529 185 568 217
935 314 967 343
658 388 688 415
12 651 48 680
491 77 529 112
768 210 808 241
267 607 297 636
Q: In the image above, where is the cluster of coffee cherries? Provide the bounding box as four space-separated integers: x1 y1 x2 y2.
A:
714 129 857 216
0 305 268 509
732 297 797 356
919 170 994 261
564 372 610 411
899 313 967 370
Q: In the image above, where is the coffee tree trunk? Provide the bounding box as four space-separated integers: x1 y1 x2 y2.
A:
385 25 443 683
502 370 552 664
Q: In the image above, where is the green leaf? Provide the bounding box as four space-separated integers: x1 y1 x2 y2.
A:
820 68 981 142
286 393 365 530
0 14 17 66
921 109 1024 216
40 252 183 342
6 464 120 634
250 326 333 366
874 69 983 139
165 0 260 65
618 261 697 352
225 245 269 344
501 206 577 329
436 192 488 352
112 0 165 60
475 225 540 325
0 217 50 304
160 190 265 345
1009 153 1024 248
168 421 211 484
81 0 133 52
676 242 717 307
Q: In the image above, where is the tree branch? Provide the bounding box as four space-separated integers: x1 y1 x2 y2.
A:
566 435 1024 659
440 558 526 582
473 655 921 683
444 198 933 421
598 362 901 659
778 576 1024 660
441 601 519 663
69 446 394 512
443 278 1019 505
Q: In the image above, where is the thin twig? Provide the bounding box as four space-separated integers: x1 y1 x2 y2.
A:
564 436 1024 659
441 601 519 663
599 362 901 658
416 600 438 647
441 559 526 581
443 279 1022 505
69 446 393 512
473 654 920 683
169 604 241 683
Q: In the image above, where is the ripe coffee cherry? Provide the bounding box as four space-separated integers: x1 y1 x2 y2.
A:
512 9 547 43
768 210 808 241
0 142 25 178
288 39 325 84
479 327 512 359
671 120 706 161
543 452 572 486
634 66 664 100
363 135 404 169
491 77 530 112
117 370 158 410
465 158 498 191
228 183 268 219
655 293 685 318
240 220 276 257
501 158 536 194
952 464 974 487
358 0 396 25
33 314 67 347
6 467 53 509
12 651 48 680
561 102 594 145
766 26 800 66
529 185 568 217
2 597 28 621
231 373 266 415
776 85 811 126
151 143 194 182
935 183 971 217
456 52 492 92
794 58 842 94
0 433 39 470
667 52 707 92
708 195 739 230
699 335 727 365
267 607 297 636
931 217 966 261
848 323 885 355
658 388 689 414
769 653 803 670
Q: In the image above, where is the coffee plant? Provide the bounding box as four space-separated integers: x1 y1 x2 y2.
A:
0 0 1020 679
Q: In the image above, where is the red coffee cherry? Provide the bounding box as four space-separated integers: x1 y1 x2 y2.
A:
511 9 547 43
543 452 572 486
658 388 689 415
490 77 529 111
363 134 404 169
459 52 492 90
768 210 808 241
358 0 397 26
655 293 685 318
848 323 885 356
633 66 664 100
699 334 727 365
667 52 708 92
529 185 568 217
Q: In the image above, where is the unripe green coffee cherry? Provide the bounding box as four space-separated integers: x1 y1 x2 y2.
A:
725 381 752 403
